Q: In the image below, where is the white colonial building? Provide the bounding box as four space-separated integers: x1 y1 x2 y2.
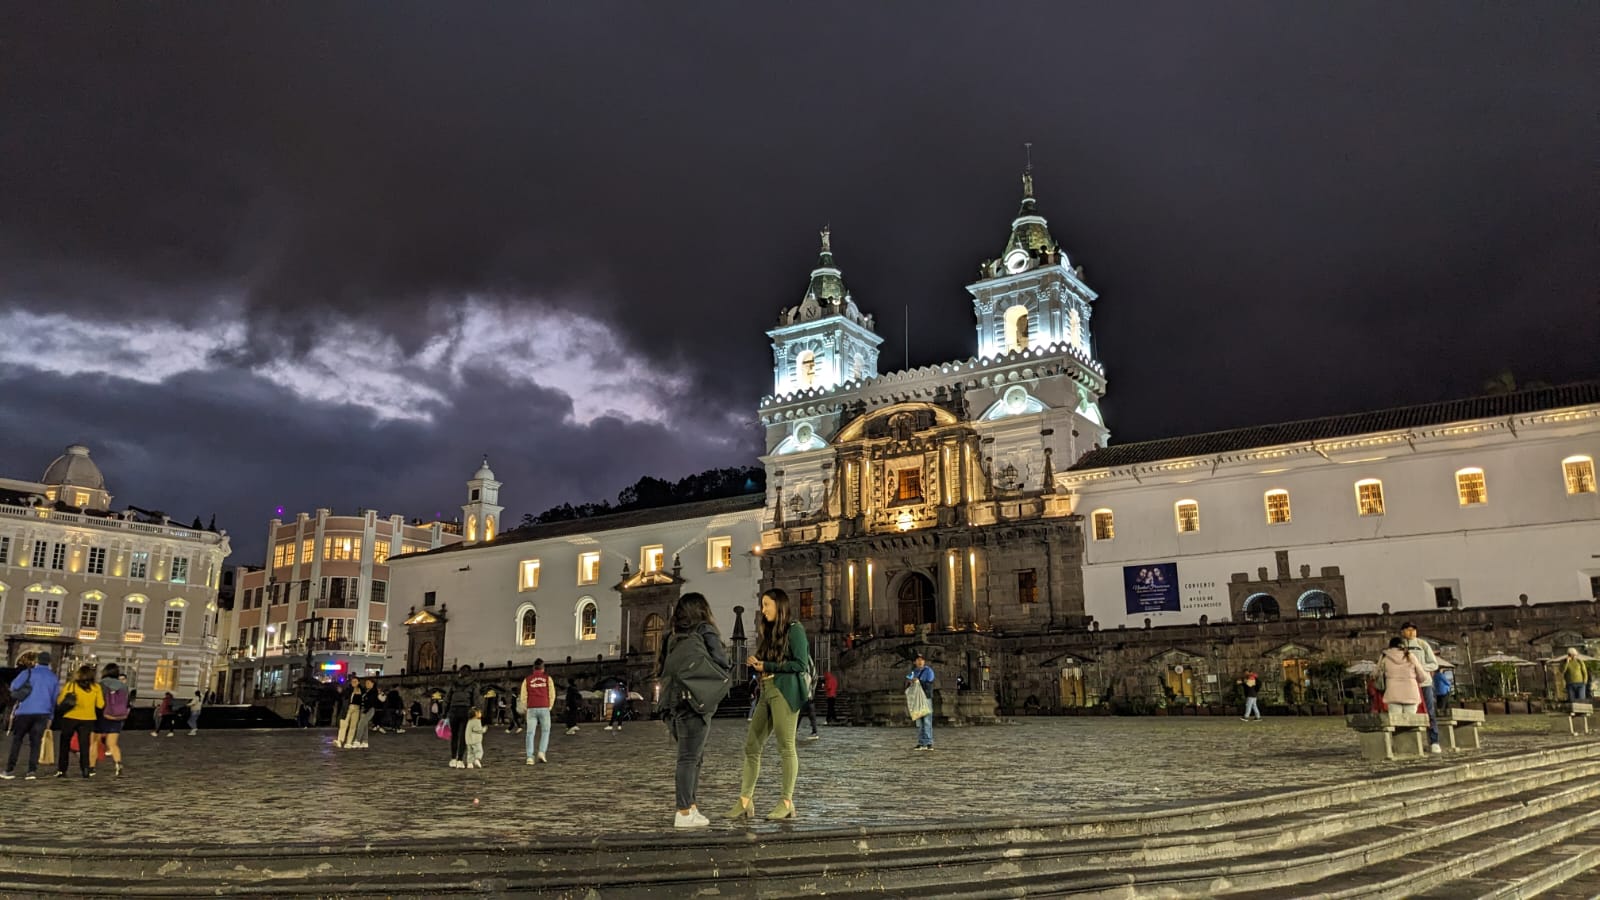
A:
1061 385 1600 629
0 445 230 701
384 493 765 675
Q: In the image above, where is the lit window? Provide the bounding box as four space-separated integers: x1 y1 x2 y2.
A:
577 600 598 640
273 542 293 569
323 536 360 561
86 547 107 575
1003 305 1031 352
1174 500 1200 533
798 589 816 619
80 602 100 629
1017 570 1038 603
519 559 541 591
373 541 390 565
1455 468 1487 506
301 539 314 564
153 659 177 692
1091 509 1114 541
578 551 601 585
641 545 664 573
707 536 733 571
124 599 145 633
129 552 149 579
23 595 39 622
1564 456 1596 495
896 469 923 502
797 350 817 387
1355 479 1385 516
1069 308 1081 348
170 556 189 584
519 608 537 646
1265 490 1291 524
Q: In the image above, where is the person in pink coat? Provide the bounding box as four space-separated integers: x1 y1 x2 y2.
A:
1378 637 1429 715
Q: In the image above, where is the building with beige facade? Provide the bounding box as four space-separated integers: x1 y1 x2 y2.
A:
0 444 229 703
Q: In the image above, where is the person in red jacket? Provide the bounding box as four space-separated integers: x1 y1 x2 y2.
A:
517 659 557 765
822 670 839 725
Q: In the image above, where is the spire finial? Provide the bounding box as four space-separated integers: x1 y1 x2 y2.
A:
1021 142 1035 199
819 224 831 253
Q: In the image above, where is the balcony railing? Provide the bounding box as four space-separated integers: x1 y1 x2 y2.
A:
0 502 226 546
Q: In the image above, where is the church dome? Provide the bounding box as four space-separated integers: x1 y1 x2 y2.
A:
41 444 106 490
473 457 496 481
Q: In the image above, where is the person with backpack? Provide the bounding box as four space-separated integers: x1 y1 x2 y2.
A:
655 592 730 828
94 663 132 776
55 664 105 778
444 665 478 768
518 659 557 765
727 588 809 822
2 650 57 781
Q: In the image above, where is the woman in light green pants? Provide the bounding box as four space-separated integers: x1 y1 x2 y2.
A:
726 588 808 821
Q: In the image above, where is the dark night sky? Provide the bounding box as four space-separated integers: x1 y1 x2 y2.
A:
1 4 1595 557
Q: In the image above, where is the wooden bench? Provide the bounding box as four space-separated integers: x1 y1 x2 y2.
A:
1553 701 1593 736
1347 710 1431 761
1436 708 1484 750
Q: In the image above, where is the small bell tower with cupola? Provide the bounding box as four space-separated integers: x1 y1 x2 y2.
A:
767 227 884 398
461 456 503 543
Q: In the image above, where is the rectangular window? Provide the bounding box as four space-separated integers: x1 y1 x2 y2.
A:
1434 586 1456 609
72 490 90 507
125 604 143 633
423 590 436 607
368 622 384 646
301 539 314 564
238 628 248 649
1456 469 1487 506
1091 510 1114 541
707 536 733 571
641 545 664 573
1591 575 1600 601
164 608 183 635
299 580 310 603
1356 480 1385 516
896 469 923 502
371 580 387 605
1018 569 1038 603
86 546 106 575
1564 457 1597 495
80 602 99 629
578 551 601 585
1265 490 1292 524
24 595 39 622
327 577 348 608
170 556 189 584
50 543 66 570
324 536 361 561
153 659 177 692
326 618 349 642
1175 501 1200 533
129 552 149 579
0 535 9 564
31 540 47 568
798 588 815 619
45 597 61 624
373 541 390 565
519 559 541 591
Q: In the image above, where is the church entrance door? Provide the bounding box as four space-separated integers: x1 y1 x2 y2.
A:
897 573 936 634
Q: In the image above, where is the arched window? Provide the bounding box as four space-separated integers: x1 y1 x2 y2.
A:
1069 307 1081 348
485 515 496 541
518 607 537 646
1297 590 1336 619
1455 467 1487 505
797 350 817 387
1563 455 1596 495
1264 489 1291 524
467 514 478 542
1174 500 1200 533
1354 479 1385 516
849 353 865 382
123 593 147 633
1003 306 1031 353
1243 593 1280 622
642 613 665 656
576 598 598 641
1090 509 1114 541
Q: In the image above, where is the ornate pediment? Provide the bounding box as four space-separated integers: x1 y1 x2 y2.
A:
403 609 440 626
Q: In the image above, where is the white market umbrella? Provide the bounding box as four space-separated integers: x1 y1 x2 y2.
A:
1346 660 1378 676
1474 653 1536 666
626 691 645 701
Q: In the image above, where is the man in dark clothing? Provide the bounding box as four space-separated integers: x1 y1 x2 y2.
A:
564 682 583 735
444 666 477 767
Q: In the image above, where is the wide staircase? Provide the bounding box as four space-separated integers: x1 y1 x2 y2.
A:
6 741 1600 897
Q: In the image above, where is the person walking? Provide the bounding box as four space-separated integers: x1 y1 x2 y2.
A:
1240 673 1263 721
726 588 808 822
55 665 105 778
1563 648 1590 702
2 651 57 781
1378 637 1430 720
907 653 936 750
152 692 177 737
606 682 628 732
350 678 378 749
463 708 486 769
1401 622 1443 754
518 659 556 765
444 665 478 768
822 670 839 725
187 690 205 736
656 592 729 828
94 663 132 777
563 681 583 735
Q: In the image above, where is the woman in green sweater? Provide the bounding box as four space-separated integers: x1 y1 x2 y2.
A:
726 588 808 821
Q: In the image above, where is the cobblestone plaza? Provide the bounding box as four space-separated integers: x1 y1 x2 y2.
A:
0 716 1566 846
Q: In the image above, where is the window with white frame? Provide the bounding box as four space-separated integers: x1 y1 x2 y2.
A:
641 545 664 573
0 535 9 565
519 607 537 646
164 608 184 635
323 536 361 561
86 546 106 575
124 600 144 632
301 539 314 564
170 556 189 584
1265 490 1292 524
129 551 149 579
31 540 47 568
80 600 100 629
519 559 541 591
1355 479 1385 516
1564 455 1596 495
1091 509 1115 541
577 599 597 640
24 594 39 622
1174 500 1200 533
1455 468 1487 505
45 596 61 624
373 541 390 564
707 536 733 571
50 543 66 570
578 551 601 585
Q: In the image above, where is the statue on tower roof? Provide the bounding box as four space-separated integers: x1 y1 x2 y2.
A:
820 224 831 253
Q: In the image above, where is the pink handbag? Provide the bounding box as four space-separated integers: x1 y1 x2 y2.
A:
435 719 451 740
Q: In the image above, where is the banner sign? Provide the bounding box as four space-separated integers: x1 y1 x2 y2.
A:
1124 562 1181 614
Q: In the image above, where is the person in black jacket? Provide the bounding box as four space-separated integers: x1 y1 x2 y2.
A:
444 666 477 768
564 681 583 735
655 592 729 828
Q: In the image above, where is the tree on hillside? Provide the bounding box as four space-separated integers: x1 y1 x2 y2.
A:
524 465 765 524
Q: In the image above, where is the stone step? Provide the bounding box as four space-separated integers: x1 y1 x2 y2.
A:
1527 858 1600 900
1410 833 1600 900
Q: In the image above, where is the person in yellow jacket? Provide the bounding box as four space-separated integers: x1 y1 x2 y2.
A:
1563 648 1591 702
55 664 105 778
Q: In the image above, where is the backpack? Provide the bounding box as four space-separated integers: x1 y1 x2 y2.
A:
657 631 731 717
103 686 131 721
797 637 818 704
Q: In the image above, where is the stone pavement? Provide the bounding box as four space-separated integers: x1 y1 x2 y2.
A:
0 714 1565 846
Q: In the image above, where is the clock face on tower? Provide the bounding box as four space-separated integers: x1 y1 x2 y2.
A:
1005 249 1031 274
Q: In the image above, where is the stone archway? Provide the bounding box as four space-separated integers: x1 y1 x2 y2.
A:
897 572 936 634
1244 593 1281 622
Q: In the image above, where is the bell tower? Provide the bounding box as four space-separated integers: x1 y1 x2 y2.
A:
767 227 884 399
461 456 503 543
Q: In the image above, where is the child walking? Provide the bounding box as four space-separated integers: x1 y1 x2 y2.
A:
464 708 486 769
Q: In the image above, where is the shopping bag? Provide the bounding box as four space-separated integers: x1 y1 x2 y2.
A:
905 682 931 721
38 729 55 766
435 719 452 740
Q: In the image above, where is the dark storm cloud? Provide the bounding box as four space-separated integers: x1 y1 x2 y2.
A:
0 3 1594 545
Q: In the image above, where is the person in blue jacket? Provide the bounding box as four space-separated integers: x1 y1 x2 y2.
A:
907 653 936 750
3 650 62 780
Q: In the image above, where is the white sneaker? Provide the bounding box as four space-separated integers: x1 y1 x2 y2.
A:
526 757 536 766
188 729 197 736
566 727 578 735
334 741 344 748
472 760 483 769
449 759 462 768
605 725 614 731
674 810 709 829
537 753 547 763
1430 743 1443 754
